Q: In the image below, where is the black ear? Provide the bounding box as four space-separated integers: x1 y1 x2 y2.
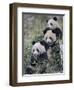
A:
46 19 48 23
40 40 45 46
40 40 49 51
54 28 62 39
53 17 57 21
43 28 50 34
32 41 36 45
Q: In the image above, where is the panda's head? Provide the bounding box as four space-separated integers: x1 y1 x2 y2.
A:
31 40 49 57
43 29 57 46
46 17 61 30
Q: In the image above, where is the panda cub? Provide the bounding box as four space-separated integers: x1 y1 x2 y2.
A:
45 17 62 39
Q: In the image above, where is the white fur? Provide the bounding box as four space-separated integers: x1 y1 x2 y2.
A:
31 42 46 56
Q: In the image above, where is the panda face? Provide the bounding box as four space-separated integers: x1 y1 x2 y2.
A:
46 17 61 30
31 42 46 57
47 19 57 30
43 30 56 45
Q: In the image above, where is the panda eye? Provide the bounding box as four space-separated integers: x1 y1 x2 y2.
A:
49 37 52 39
49 37 52 40
50 23 53 26
37 48 39 52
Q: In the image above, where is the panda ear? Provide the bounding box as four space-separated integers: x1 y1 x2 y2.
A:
40 40 49 50
32 41 36 45
40 40 45 46
43 28 50 34
43 29 47 34
53 17 57 21
46 19 48 23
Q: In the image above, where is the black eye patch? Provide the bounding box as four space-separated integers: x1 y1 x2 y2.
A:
49 37 52 40
50 23 53 26
37 48 39 52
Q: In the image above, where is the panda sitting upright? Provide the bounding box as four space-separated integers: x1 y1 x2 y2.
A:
42 18 63 72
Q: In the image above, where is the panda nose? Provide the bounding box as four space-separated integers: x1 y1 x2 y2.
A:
33 53 37 57
47 39 52 43
34 54 36 56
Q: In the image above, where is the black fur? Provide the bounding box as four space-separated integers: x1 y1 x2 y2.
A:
39 52 48 60
32 41 36 45
46 19 48 23
43 27 51 34
31 52 48 66
52 28 62 39
53 17 57 21
30 55 37 66
25 66 34 74
40 40 49 51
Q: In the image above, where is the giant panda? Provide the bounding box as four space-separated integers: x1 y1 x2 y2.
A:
25 40 49 74
45 17 62 39
43 28 63 73
43 27 61 61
